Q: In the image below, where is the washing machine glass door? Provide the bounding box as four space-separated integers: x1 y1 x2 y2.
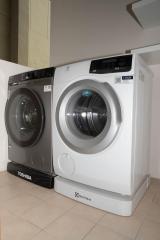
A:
56 80 122 154
5 88 44 147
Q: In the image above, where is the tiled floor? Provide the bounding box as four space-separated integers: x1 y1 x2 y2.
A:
0 172 160 240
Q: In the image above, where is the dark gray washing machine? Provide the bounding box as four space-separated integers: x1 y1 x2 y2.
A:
5 68 55 188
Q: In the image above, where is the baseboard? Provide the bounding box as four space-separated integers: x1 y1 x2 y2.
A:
54 176 149 216
7 162 54 189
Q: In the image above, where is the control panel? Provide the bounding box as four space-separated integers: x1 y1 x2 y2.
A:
90 55 132 74
9 67 55 86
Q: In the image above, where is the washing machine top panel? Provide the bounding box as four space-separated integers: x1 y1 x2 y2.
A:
54 54 136 89
56 79 122 154
5 88 45 147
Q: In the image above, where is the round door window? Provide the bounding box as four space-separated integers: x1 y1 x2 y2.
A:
5 88 45 147
67 90 108 137
56 80 122 154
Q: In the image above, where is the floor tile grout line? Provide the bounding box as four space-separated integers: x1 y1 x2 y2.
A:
1 189 45 220
16 200 77 229
41 202 80 230
0 190 25 204
81 220 134 240
17 214 45 231
41 201 106 236
1 191 143 240
134 217 145 240
93 212 144 240
81 211 107 240
0 177 81 231
57 201 107 226
0 209 42 240
96 223 134 240
28 189 74 203
21 201 79 231
1 193 47 217
94 211 106 224
144 216 160 225
2 174 160 239
14 202 45 220
151 190 160 204
81 222 99 240
15 194 47 216
0 182 15 189
30 229 46 240
0 206 43 231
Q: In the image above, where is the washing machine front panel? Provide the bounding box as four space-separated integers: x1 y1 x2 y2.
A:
53 55 136 194
5 68 55 188
5 88 44 147
56 79 122 154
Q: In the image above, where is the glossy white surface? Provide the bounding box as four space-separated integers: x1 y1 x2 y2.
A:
55 176 149 216
52 54 153 202
132 45 160 179
132 0 160 29
132 44 160 65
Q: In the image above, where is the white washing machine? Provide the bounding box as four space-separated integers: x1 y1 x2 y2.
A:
52 54 153 216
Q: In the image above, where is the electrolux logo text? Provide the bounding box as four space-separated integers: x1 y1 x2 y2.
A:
74 192 92 201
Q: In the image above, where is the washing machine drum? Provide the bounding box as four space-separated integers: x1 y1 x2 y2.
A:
56 80 122 154
5 88 45 147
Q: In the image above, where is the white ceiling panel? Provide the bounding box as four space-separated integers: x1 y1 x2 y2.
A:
132 0 160 29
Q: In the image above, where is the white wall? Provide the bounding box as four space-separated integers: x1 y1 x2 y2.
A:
50 0 160 66
150 64 160 179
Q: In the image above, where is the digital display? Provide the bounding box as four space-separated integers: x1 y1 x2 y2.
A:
90 55 132 74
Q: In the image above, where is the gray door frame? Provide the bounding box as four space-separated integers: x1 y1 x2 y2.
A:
56 80 122 154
